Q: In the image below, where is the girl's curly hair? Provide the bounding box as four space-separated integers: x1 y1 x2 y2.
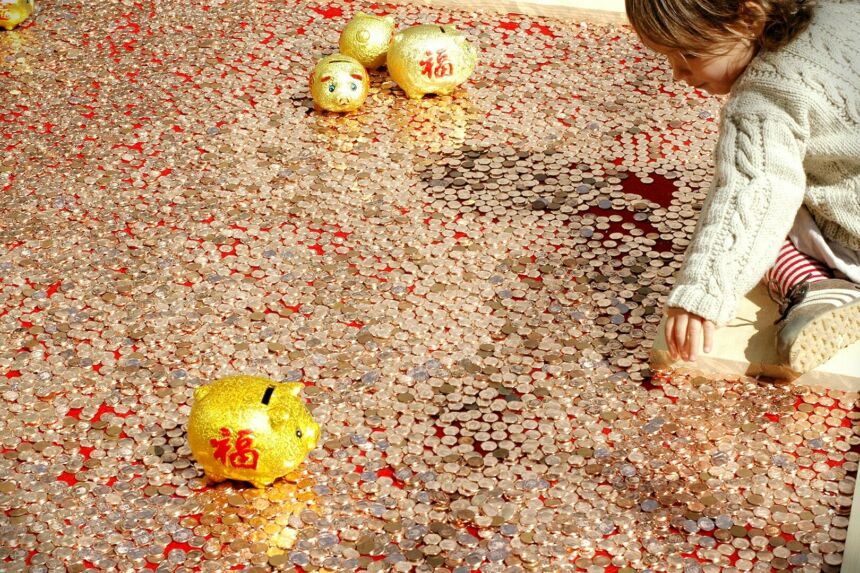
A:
625 0 815 55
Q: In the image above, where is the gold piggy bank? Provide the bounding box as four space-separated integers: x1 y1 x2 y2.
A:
188 375 320 488
0 0 34 30
386 24 477 99
339 12 396 69
309 53 370 113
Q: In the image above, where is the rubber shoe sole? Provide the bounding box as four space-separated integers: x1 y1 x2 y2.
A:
788 296 860 372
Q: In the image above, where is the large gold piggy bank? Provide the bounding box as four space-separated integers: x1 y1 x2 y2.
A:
0 0 34 30
188 375 320 488
309 53 370 113
386 24 477 99
339 12 396 69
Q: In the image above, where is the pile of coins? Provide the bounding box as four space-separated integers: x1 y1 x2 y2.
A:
0 1 856 571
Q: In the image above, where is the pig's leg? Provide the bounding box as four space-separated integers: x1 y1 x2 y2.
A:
204 471 227 484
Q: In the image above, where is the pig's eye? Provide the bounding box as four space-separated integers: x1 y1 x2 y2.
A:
350 82 358 91
327 83 336 93
295 429 303 439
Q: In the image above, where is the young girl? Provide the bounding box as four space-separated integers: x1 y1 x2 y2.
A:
625 0 860 373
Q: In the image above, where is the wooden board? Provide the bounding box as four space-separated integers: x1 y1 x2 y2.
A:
651 283 860 393
414 0 629 24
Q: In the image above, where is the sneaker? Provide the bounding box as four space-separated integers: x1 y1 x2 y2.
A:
774 278 860 372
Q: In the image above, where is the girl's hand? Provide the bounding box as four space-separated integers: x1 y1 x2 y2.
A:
665 307 715 362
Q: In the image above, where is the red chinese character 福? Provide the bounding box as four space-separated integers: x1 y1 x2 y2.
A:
419 50 454 79
210 427 260 470
228 429 260 469
210 427 233 465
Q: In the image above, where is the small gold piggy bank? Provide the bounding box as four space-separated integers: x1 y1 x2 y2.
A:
309 53 370 113
0 0 34 30
339 12 396 69
386 24 477 99
188 375 321 488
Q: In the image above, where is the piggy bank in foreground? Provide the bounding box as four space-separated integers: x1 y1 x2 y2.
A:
339 12 396 69
386 24 477 99
310 53 370 113
188 375 320 488
0 0 34 30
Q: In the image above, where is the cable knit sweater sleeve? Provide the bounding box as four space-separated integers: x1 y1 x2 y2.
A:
665 89 810 326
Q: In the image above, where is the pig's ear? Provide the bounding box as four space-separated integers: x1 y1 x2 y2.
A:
383 15 395 26
193 385 211 402
355 11 370 18
282 382 304 397
269 403 291 429
393 31 404 45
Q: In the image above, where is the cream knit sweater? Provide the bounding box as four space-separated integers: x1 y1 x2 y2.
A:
666 1 860 326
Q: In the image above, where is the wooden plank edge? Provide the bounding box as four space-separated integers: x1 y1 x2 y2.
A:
650 347 860 393
411 0 629 24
